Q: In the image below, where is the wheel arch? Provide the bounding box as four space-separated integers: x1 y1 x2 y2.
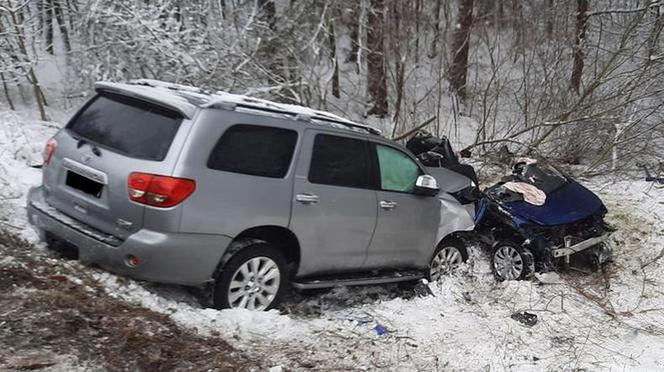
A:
222 225 301 273
433 233 469 261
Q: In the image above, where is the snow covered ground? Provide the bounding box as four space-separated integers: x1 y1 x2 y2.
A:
1 108 663 371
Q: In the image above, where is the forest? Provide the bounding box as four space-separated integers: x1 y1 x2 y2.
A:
1 0 662 174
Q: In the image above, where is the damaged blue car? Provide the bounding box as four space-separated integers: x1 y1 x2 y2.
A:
408 133 615 281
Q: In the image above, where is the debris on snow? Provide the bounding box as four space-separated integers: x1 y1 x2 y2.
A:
510 311 538 327
535 272 564 285
373 323 387 336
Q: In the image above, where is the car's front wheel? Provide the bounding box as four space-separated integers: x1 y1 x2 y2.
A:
490 242 534 281
427 238 468 281
213 242 288 311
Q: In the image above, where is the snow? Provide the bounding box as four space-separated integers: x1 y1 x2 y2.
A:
0 109 59 240
1 109 664 370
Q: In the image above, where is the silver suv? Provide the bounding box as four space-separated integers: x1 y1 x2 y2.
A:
27 79 471 311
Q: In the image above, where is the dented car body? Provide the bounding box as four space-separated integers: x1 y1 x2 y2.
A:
409 134 614 281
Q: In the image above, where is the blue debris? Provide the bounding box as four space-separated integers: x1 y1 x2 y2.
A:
373 323 387 336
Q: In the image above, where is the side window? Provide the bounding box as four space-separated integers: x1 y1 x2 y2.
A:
207 125 298 178
309 134 370 189
376 144 422 193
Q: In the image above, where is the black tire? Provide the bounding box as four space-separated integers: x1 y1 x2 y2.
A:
213 242 289 311
490 242 534 281
427 238 469 281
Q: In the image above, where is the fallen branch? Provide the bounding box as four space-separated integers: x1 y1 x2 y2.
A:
391 116 436 141
641 248 664 269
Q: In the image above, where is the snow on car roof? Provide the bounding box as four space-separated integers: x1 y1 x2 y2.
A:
94 79 381 135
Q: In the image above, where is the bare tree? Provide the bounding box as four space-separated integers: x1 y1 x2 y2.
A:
327 11 340 98
570 0 589 94
344 1 360 70
0 71 14 110
53 0 71 52
545 0 554 38
44 0 54 54
448 0 474 97
647 3 664 61
367 0 387 117
2 0 48 119
429 0 442 58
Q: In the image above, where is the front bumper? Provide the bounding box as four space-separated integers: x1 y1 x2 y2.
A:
551 232 613 263
26 186 231 286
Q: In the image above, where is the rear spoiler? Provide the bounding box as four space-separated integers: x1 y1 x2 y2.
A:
94 82 196 119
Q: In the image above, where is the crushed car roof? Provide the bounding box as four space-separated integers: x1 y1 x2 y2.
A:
95 79 381 136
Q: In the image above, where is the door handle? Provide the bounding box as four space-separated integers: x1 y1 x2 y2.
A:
379 200 397 210
296 193 319 204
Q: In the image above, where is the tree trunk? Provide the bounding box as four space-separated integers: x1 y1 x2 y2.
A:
345 2 360 70
45 0 54 54
477 0 494 23
1 72 15 111
7 1 48 120
53 0 71 52
328 15 340 98
570 0 588 94
414 0 421 63
258 0 276 30
511 0 522 49
256 0 294 102
647 4 664 62
220 0 227 20
545 0 554 38
497 0 504 26
448 0 474 97
429 0 442 58
366 0 388 117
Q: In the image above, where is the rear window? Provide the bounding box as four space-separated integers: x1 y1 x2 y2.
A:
67 93 183 161
207 125 298 178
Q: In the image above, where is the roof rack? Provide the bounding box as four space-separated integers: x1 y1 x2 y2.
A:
123 79 382 136
209 101 381 135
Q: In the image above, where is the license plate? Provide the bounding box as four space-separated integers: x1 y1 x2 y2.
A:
66 171 103 198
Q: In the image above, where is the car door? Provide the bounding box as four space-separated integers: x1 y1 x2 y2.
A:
289 131 378 276
364 142 441 269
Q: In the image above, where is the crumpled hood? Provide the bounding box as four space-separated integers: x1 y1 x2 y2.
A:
502 181 604 226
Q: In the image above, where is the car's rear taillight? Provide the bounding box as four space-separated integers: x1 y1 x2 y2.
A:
43 137 57 165
127 172 196 208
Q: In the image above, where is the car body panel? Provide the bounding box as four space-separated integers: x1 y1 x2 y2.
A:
365 189 440 269
27 186 227 285
175 109 298 237
289 129 378 275
42 96 194 241
502 181 604 226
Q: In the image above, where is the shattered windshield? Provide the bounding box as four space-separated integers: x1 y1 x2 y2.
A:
515 162 568 194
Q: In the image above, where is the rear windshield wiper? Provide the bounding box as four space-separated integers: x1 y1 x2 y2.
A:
76 138 102 157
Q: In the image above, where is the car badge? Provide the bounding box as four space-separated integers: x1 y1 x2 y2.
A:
81 154 92 164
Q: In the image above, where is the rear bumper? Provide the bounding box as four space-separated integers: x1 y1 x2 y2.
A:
27 186 230 286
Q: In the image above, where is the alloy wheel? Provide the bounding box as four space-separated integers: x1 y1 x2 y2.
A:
227 256 281 310
493 245 524 280
429 246 464 281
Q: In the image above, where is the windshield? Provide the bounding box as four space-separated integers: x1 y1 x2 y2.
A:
514 162 568 193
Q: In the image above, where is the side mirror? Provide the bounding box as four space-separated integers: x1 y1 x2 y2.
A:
414 175 440 196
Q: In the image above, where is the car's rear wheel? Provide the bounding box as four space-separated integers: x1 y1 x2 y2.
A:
427 239 468 281
213 242 288 311
491 242 534 281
